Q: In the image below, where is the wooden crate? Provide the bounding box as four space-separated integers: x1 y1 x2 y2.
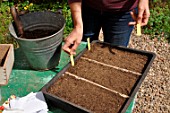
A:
0 44 14 85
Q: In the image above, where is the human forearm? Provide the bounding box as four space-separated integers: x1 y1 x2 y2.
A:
69 1 83 29
62 1 83 55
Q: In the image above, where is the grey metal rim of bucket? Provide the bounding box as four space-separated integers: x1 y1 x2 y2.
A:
9 11 66 41
9 23 65 41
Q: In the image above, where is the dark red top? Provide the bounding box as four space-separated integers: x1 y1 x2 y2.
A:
68 0 139 12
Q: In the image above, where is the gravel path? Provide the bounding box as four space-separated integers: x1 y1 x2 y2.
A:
129 33 170 113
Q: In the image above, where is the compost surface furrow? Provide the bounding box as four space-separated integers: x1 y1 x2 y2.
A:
81 56 141 76
65 71 129 98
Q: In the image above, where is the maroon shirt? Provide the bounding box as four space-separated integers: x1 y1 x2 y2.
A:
68 0 138 12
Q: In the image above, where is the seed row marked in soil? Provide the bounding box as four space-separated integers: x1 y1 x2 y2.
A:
81 57 142 76
65 72 129 98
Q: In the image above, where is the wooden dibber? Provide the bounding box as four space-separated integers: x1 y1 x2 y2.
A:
87 38 91 51
70 55 74 66
136 23 141 36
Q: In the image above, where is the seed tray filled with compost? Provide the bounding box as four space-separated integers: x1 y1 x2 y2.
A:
42 41 155 113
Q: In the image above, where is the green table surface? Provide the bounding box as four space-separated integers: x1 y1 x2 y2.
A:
0 42 134 113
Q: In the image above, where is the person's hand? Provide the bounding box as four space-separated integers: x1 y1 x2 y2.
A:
62 27 83 55
129 0 150 26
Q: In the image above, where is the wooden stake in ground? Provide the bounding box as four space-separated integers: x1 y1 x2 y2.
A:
70 54 74 66
87 38 91 50
136 23 141 36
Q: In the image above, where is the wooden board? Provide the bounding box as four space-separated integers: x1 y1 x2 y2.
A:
0 45 10 65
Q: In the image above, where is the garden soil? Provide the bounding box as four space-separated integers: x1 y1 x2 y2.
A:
68 59 139 95
83 43 148 73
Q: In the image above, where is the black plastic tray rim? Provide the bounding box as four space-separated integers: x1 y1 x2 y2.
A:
41 40 156 113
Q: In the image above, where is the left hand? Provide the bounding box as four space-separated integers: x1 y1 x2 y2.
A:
62 27 83 55
129 0 150 26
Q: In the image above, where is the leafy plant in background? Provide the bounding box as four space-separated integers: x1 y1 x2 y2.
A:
0 1 16 45
144 0 170 41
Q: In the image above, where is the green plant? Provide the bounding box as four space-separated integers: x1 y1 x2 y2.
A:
144 0 170 41
0 1 15 44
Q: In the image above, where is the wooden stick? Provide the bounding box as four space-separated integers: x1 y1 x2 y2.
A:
136 23 141 36
10 6 24 37
70 55 74 66
66 72 129 98
87 38 91 50
81 57 141 76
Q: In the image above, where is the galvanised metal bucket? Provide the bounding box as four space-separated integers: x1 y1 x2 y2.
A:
9 11 65 70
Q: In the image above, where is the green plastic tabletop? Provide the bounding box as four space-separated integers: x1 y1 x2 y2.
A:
0 42 134 113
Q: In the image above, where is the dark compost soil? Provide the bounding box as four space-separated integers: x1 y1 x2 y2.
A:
47 74 126 113
47 42 150 113
23 29 57 39
0 45 9 66
67 59 139 95
83 43 148 73
13 22 59 39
